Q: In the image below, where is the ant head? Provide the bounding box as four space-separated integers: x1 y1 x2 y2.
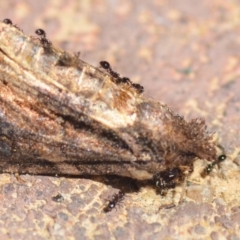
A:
35 29 46 37
218 154 226 162
3 19 12 25
100 61 111 70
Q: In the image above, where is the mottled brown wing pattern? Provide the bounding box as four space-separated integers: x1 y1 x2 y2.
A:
0 20 218 190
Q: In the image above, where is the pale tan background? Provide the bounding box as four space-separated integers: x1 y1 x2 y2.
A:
0 0 240 239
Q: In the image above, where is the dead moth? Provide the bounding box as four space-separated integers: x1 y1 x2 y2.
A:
0 20 219 196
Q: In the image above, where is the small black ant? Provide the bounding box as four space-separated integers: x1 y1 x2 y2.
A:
3 18 22 31
51 193 64 203
118 77 132 85
35 28 52 49
103 190 125 212
100 61 144 94
154 167 183 194
100 60 110 70
35 29 46 38
132 83 144 94
100 61 120 78
100 61 130 83
202 154 227 177
3 18 12 25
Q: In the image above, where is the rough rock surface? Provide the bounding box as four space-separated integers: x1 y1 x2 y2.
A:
0 1 239 239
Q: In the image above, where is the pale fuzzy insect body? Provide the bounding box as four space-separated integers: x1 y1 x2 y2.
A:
0 22 217 190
